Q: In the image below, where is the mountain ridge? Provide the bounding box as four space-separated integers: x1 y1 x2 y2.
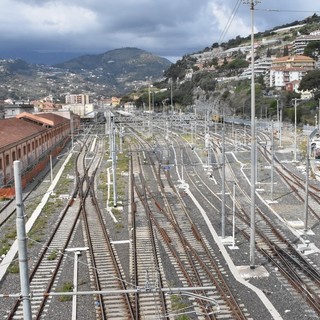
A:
0 47 172 99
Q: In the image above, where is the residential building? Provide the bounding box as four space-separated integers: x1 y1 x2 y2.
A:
63 103 95 118
1 101 34 118
269 55 315 89
293 30 320 55
65 94 90 105
240 57 273 81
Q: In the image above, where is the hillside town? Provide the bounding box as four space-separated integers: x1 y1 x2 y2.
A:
0 21 320 121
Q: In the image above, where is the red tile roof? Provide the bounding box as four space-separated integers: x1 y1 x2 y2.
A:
16 112 68 127
0 117 46 149
0 112 69 149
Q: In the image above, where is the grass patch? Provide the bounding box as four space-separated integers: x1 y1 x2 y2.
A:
48 249 59 261
0 241 10 256
171 294 191 319
8 261 19 273
58 281 73 302
111 208 122 220
115 222 124 232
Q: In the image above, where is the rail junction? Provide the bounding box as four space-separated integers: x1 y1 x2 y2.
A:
0 112 320 319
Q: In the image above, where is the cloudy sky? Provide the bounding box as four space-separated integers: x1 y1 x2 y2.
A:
1 0 318 63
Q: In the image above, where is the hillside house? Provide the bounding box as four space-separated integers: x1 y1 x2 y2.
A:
269 55 315 89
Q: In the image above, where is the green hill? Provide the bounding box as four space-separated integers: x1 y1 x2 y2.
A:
55 47 171 82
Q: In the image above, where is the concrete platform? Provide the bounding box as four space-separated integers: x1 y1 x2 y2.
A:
220 236 234 246
236 265 269 280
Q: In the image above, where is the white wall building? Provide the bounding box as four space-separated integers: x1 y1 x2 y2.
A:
65 94 90 105
63 103 95 118
269 55 315 88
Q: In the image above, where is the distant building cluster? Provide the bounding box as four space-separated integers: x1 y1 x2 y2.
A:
186 28 320 96
293 30 320 55
0 91 128 197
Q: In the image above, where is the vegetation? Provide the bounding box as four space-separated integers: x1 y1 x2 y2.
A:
299 70 320 91
304 41 320 61
8 260 19 273
170 294 191 319
48 249 59 261
58 281 73 302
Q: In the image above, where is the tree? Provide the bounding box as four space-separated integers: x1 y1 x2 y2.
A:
304 41 320 60
299 70 320 91
211 57 219 67
266 48 272 57
283 45 289 56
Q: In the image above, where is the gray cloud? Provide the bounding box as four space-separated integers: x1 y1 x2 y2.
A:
0 0 318 61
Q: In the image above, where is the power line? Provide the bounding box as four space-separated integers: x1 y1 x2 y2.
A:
218 0 242 44
256 8 320 13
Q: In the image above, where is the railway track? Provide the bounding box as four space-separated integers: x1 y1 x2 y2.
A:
129 129 250 319
170 124 320 318
80 136 135 319
5 135 93 319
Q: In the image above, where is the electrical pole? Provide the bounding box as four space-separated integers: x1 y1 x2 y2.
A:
221 125 226 239
304 135 310 231
243 0 260 269
232 182 236 248
271 121 274 201
276 99 280 141
14 161 32 320
294 98 297 162
318 98 320 131
170 78 173 114
279 107 283 148
112 126 117 207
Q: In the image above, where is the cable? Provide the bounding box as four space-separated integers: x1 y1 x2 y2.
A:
218 0 242 45
256 8 320 13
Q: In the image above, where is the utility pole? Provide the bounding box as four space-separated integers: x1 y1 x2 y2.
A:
279 106 283 148
170 78 173 114
276 99 280 141
148 80 151 113
71 113 74 151
242 0 260 269
112 126 117 207
109 113 113 158
294 98 297 162
271 121 275 201
318 98 320 131
304 135 310 231
14 161 32 320
50 154 53 184
232 182 236 248
221 125 226 239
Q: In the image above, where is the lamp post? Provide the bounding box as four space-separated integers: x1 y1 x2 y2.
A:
318 98 320 131
242 0 260 269
293 98 299 162
304 135 310 232
221 125 226 239
170 78 173 114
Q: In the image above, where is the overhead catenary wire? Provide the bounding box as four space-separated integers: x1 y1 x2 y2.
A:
256 8 320 13
218 0 242 44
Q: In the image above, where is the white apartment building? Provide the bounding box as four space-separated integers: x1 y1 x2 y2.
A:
293 30 320 55
62 103 95 118
239 57 273 81
269 55 315 88
65 94 90 105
